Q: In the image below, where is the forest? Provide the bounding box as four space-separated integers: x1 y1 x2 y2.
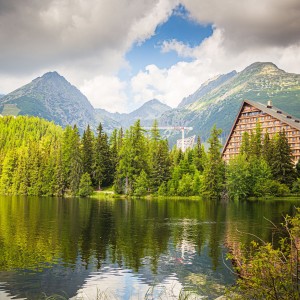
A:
0 115 299 199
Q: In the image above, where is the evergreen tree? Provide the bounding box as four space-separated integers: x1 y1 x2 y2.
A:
78 172 94 197
93 123 112 189
12 145 29 195
249 122 262 157
81 125 94 178
115 120 148 194
69 126 83 195
62 125 82 195
148 121 171 193
262 132 273 167
0 150 16 194
226 154 251 200
192 136 205 172
133 170 149 197
201 125 225 199
240 131 250 158
271 131 296 187
296 159 300 178
109 129 119 181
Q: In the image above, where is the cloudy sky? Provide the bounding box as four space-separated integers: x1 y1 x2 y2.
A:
1 0 300 112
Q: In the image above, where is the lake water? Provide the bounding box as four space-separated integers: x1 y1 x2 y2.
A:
0 196 299 299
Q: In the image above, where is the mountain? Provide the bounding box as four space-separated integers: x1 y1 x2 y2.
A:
178 70 237 107
159 62 300 144
0 71 170 133
95 99 171 128
0 72 97 132
0 94 4 99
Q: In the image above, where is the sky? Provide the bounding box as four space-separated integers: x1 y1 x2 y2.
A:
0 0 300 113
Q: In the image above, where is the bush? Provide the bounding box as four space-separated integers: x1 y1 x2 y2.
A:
227 209 300 299
292 178 300 194
253 179 290 197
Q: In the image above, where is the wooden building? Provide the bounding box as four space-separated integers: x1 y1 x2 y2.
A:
222 99 300 164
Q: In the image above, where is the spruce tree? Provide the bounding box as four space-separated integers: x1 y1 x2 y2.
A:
240 132 250 158
271 131 296 187
82 125 94 178
192 136 204 172
201 125 225 199
78 172 94 197
93 123 112 190
249 122 262 158
262 132 273 167
69 126 83 195
148 121 170 193
115 120 148 194
296 159 300 178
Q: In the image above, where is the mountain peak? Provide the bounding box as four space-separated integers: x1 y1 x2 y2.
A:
40 71 65 81
140 99 169 108
243 62 282 74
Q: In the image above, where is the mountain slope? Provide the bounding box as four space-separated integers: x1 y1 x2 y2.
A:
95 99 171 128
178 70 237 107
160 62 300 144
0 72 97 132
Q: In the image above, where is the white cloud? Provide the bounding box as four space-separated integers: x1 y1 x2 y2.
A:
80 76 128 113
1 0 300 112
131 25 300 108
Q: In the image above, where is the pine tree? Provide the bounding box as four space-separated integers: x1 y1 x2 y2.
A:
133 170 149 197
262 132 273 167
62 125 82 195
93 123 112 190
249 122 262 158
201 125 225 199
12 145 29 195
271 131 296 187
192 136 205 172
296 159 300 178
240 131 250 158
115 120 148 194
0 150 16 194
82 125 94 178
78 172 94 197
148 121 171 193
69 126 83 195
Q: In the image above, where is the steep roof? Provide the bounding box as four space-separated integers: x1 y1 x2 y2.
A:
222 99 300 154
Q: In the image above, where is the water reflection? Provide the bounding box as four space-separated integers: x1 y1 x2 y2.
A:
0 196 299 299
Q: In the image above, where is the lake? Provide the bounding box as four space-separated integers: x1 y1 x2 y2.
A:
0 196 299 299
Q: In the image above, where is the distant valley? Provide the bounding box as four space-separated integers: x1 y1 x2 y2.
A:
1 62 300 145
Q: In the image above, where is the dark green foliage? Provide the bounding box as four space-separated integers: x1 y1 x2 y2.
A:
240 131 250 157
192 136 205 172
271 131 296 187
249 122 262 157
81 125 94 178
201 125 225 199
62 125 82 195
133 170 149 197
78 173 94 197
296 159 300 178
0 115 297 199
93 123 112 189
115 120 149 195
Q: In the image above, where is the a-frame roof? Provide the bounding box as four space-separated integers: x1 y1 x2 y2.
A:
222 99 300 154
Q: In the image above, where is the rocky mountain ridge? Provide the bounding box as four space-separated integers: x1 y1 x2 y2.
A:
0 73 170 133
1 62 300 145
159 62 300 144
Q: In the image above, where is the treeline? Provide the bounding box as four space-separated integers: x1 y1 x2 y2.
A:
226 123 300 199
0 116 299 198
